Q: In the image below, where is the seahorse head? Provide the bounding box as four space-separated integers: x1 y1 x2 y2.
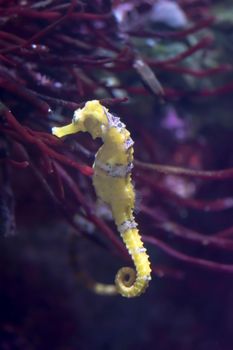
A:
74 100 109 140
52 100 109 140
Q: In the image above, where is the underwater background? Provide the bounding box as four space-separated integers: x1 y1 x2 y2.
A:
0 1 233 349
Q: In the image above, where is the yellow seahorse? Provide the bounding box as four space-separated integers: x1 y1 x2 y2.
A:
52 100 151 297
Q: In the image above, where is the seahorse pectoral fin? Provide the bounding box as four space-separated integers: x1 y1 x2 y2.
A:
52 122 81 138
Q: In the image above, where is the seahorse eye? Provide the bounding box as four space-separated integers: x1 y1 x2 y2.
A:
101 124 107 134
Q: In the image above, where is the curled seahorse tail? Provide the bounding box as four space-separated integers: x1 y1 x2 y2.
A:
115 267 148 298
115 226 151 298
